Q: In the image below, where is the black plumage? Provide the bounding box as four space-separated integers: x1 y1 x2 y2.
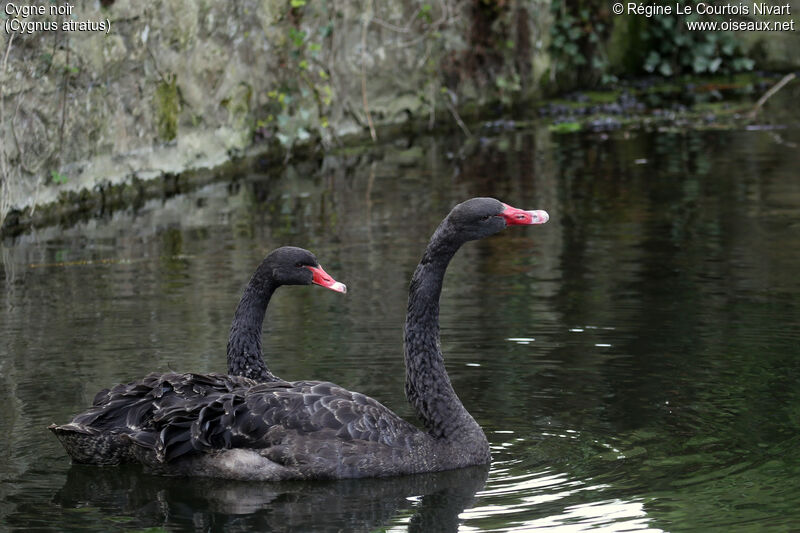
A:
50 198 548 479
53 371 434 479
226 246 346 382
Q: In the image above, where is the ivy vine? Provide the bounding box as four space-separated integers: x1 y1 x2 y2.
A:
641 5 755 76
549 0 754 86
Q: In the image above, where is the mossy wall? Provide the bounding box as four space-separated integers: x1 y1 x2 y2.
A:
0 0 550 228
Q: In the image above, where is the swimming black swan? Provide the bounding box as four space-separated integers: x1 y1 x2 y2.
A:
226 246 346 382
50 246 345 464
50 198 548 479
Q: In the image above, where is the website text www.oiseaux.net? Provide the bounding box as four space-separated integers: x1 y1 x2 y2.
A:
613 2 795 32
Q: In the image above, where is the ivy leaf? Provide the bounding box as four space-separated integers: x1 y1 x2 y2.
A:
564 42 580 57
693 55 709 73
721 41 735 56
644 51 660 73
739 58 755 71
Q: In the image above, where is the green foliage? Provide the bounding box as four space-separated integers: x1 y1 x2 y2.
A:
50 170 68 185
319 21 333 38
548 0 614 87
549 121 582 134
418 3 433 23
495 73 522 106
640 7 754 76
288 27 307 50
154 75 180 141
550 0 754 86
255 9 336 147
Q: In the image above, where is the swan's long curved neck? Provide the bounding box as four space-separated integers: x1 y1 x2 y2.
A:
227 280 279 382
404 226 483 441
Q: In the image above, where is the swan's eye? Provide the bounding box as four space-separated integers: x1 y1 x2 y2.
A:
481 215 492 221
296 262 304 268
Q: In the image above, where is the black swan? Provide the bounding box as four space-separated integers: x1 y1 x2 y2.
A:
226 246 346 382
50 198 548 479
49 246 345 463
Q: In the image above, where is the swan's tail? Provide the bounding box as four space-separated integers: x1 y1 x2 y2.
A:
48 423 134 465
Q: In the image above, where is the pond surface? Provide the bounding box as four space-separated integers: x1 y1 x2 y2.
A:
1 122 800 532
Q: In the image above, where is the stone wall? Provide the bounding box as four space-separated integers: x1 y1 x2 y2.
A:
0 0 550 230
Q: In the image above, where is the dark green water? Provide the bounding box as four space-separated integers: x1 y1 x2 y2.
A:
1 125 799 532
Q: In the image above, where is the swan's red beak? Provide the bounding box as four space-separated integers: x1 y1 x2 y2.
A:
501 203 549 226
306 265 347 293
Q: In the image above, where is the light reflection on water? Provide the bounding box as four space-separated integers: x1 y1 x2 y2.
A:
469 463 657 532
1 125 800 531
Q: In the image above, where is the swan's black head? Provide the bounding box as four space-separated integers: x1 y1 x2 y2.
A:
258 246 346 293
444 197 549 243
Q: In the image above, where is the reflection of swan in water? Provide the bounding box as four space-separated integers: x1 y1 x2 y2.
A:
53 463 489 532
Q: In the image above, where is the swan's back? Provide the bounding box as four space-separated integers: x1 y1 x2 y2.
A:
51 372 433 479
49 372 256 465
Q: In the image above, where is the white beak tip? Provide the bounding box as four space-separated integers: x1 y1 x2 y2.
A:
528 210 549 224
